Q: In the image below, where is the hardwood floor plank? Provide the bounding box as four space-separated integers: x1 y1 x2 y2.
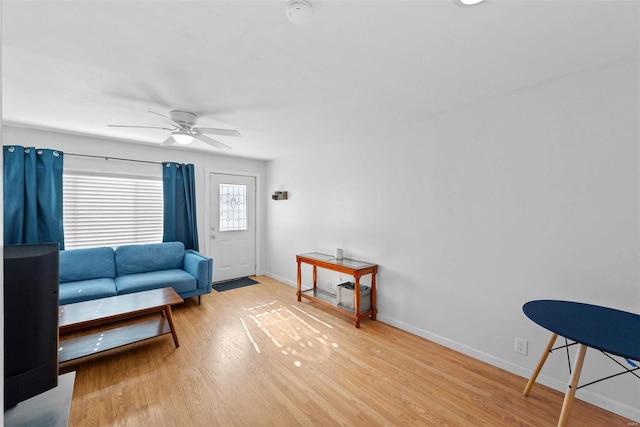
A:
67 276 635 426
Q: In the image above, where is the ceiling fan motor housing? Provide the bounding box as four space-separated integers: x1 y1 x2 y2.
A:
170 110 198 128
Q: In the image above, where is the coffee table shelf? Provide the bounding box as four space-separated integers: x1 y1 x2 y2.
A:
58 287 183 366
59 318 172 364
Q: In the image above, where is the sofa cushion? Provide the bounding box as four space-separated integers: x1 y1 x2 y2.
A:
115 269 197 295
115 242 185 276
59 278 117 305
59 247 116 283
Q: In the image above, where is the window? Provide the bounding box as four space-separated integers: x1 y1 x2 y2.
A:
63 172 163 249
219 183 247 231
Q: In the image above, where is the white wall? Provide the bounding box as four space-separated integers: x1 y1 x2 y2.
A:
3 59 638 420
265 59 640 419
1 126 268 275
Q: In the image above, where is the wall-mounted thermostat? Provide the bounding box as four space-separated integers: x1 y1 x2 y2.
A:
272 191 288 200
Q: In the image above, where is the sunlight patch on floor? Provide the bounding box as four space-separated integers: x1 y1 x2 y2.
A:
290 305 334 329
240 317 260 353
240 300 340 366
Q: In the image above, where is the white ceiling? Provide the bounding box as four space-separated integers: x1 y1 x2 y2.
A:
2 1 638 160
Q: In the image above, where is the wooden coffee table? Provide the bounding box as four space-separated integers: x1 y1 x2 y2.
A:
58 287 183 365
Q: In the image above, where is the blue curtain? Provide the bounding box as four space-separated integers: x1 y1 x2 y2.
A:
163 162 199 251
3 146 65 249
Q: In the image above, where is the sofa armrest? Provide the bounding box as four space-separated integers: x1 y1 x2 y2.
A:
184 250 213 292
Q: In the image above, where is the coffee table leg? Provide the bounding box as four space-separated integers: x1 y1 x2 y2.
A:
164 305 180 348
557 344 587 427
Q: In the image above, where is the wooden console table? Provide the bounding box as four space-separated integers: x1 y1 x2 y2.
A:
296 252 378 328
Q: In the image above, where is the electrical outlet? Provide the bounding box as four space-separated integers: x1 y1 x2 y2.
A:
515 337 528 356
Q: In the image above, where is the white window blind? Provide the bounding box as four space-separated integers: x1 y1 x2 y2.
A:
63 172 163 249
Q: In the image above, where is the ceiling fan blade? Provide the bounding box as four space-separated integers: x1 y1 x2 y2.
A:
108 124 175 131
194 127 241 137
147 110 171 119
148 110 184 128
195 134 231 150
160 136 175 146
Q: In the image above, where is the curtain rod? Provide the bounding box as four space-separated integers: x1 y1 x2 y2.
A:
65 153 164 166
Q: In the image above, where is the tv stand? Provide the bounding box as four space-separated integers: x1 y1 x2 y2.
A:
4 371 75 427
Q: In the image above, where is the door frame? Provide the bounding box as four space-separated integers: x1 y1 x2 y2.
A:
204 168 262 277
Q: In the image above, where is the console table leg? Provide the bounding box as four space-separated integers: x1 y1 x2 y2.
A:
523 333 558 396
164 305 180 348
557 344 587 427
354 276 361 318
296 261 302 301
371 273 377 321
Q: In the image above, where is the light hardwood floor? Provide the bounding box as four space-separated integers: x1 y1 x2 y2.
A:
65 276 634 426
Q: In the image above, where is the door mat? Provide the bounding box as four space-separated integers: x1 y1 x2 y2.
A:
213 277 259 292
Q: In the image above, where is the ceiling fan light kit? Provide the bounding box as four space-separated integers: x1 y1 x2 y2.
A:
108 110 240 150
172 130 194 145
453 0 488 6
286 0 313 25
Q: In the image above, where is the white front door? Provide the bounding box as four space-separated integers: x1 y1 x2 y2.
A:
208 172 256 282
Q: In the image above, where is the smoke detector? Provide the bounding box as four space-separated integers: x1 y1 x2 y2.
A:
286 0 313 25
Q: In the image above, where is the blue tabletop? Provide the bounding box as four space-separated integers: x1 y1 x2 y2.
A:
523 300 640 361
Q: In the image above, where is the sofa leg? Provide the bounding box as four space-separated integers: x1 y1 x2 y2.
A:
198 295 201 305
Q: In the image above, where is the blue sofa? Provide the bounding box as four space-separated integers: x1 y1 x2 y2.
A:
59 241 213 305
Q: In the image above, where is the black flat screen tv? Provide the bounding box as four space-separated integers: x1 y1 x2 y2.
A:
3 243 59 410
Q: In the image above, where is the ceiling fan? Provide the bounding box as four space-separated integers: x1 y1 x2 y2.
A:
108 110 241 149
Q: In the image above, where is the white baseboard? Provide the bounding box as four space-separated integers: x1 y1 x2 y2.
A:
263 272 639 421
265 272 296 287
377 314 640 423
